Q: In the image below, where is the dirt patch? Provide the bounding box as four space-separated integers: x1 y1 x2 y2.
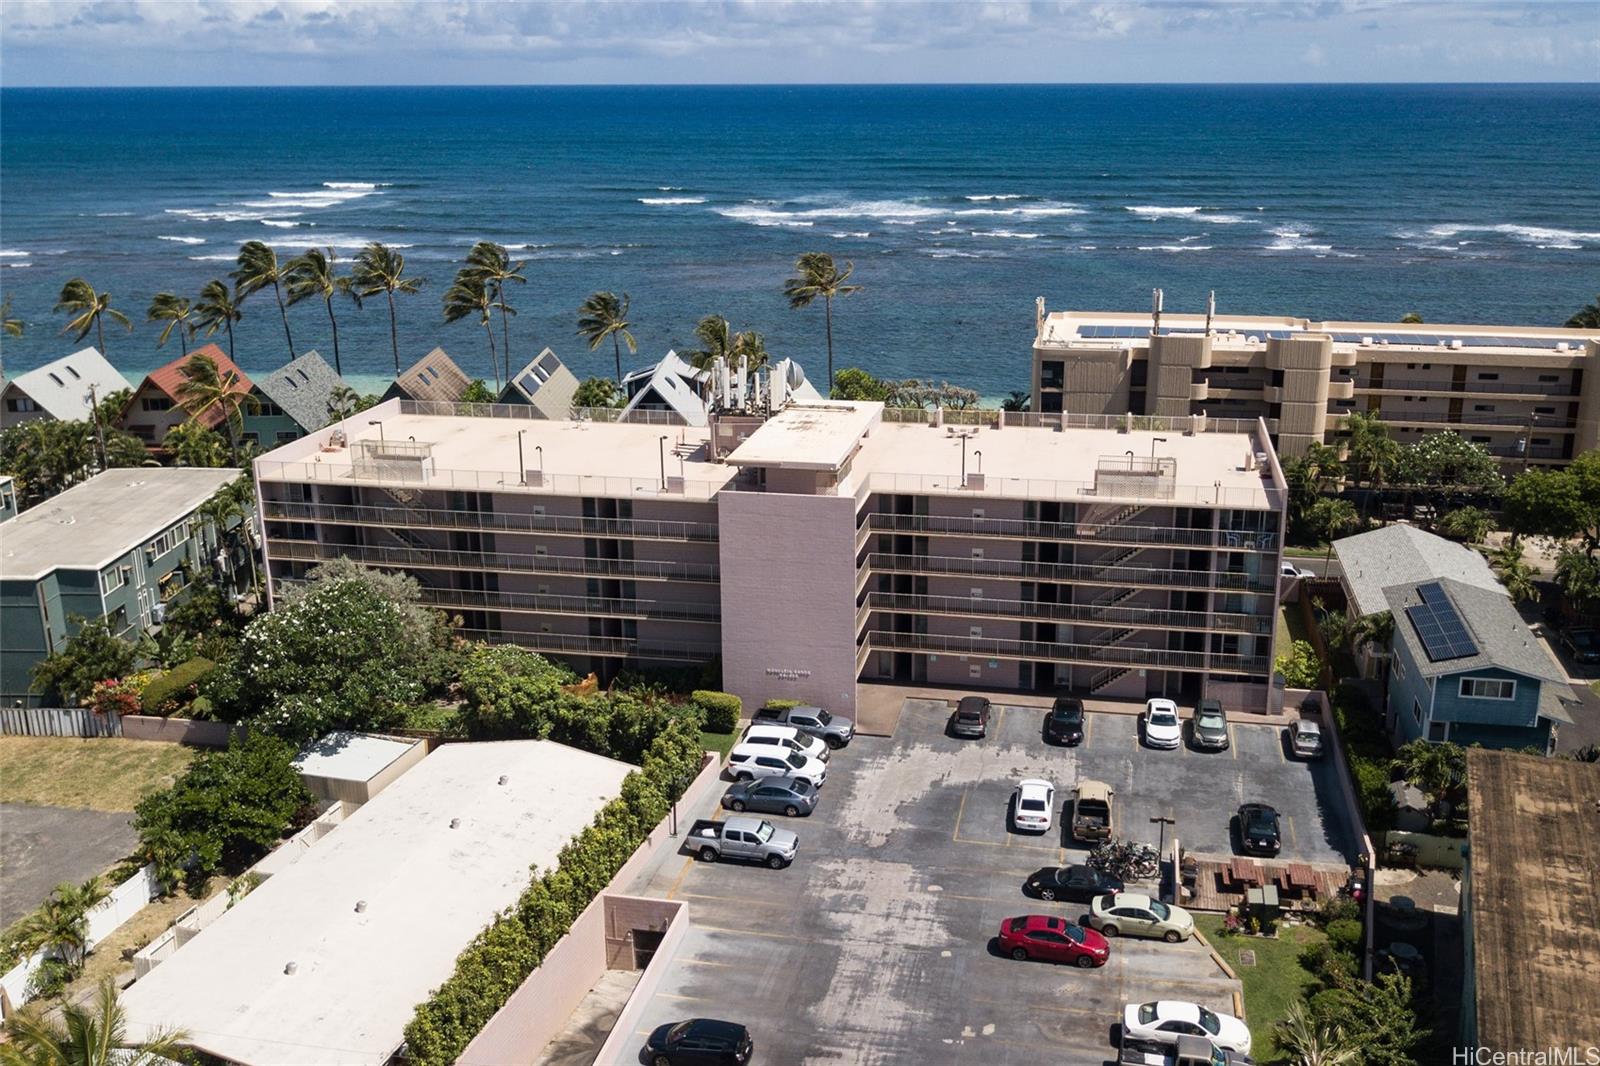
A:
0 737 195 812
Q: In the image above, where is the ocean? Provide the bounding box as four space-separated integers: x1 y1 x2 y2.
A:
1 84 1597 398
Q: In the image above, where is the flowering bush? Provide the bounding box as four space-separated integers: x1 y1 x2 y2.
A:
86 678 143 717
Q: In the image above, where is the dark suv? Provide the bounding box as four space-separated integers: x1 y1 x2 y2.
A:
641 1018 753 1066
949 696 992 739
1044 697 1085 745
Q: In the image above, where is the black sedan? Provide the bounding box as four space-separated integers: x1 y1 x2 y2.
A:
1560 627 1600 665
1237 803 1282 857
641 1019 752 1066
721 776 818 817
1024 863 1124 903
1043 697 1085 745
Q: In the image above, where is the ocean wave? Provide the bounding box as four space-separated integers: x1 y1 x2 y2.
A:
638 197 706 205
1266 227 1332 252
971 230 1040 239
95 211 134 217
1421 223 1597 249
965 194 1024 201
166 207 306 223
157 235 206 244
0 249 30 258
1138 244 1214 252
323 181 390 190
1 261 30 268
1201 214 1250 224
926 249 1007 259
187 254 238 262
255 235 413 251
260 219 302 228
1126 206 1204 217
717 197 1081 228
829 231 871 239
658 186 684 191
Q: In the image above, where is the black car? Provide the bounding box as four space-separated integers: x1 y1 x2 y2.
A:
1043 697 1085 745
949 696 992 739
641 1019 752 1066
1237 803 1282 857
1024 863 1124 903
1560 627 1600 665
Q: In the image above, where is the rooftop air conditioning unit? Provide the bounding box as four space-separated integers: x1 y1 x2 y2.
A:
1247 335 1260 344
1557 342 1570 352
1450 339 1463 349
1361 336 1374 345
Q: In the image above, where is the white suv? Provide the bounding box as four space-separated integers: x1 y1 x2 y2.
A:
727 744 827 789
742 723 830 763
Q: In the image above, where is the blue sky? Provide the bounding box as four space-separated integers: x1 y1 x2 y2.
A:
2 1 1597 85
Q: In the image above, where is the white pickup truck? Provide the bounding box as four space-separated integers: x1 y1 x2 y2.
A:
686 816 799 869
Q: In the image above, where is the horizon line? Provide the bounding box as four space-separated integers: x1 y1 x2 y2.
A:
3 80 1597 90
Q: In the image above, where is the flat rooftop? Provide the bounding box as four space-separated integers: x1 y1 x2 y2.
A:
725 400 882 470
1465 749 1600 1052
292 731 423 784
849 419 1280 510
120 740 633 1066
0 467 237 580
1040 309 1599 354
256 400 738 501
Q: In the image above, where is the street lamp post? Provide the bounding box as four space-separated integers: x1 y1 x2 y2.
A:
1151 436 1167 459
974 449 982 476
536 445 543 474
517 429 527 485
368 419 384 444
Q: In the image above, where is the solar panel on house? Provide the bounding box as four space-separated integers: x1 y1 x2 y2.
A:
1406 581 1480 662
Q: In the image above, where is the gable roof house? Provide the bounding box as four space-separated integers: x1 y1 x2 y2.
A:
245 350 346 447
118 344 254 449
617 351 711 426
500 347 581 419
382 348 473 404
0 347 130 429
1382 577 1575 753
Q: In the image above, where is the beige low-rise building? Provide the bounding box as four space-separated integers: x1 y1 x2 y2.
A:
1030 300 1600 464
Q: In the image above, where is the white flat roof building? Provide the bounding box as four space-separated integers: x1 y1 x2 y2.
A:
120 740 633 1066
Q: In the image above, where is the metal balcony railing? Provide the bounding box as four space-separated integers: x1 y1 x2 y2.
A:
261 499 719 543
410 585 721 623
264 539 720 583
451 627 718 663
864 552 1276 593
1353 377 1579 398
861 592 1273 635
860 629 1269 675
863 512 1277 550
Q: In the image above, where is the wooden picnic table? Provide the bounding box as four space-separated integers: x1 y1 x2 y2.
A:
1229 856 1264 888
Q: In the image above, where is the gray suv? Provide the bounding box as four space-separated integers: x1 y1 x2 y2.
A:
1191 698 1229 751
721 775 819 817
754 704 855 749
949 696 992 739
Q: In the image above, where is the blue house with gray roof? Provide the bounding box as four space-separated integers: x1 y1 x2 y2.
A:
1384 577 1574 754
243 351 347 448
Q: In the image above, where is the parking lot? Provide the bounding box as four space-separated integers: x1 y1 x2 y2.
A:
621 698 1358 1064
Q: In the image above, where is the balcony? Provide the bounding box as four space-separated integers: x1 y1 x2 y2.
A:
1327 379 1355 401
265 538 720 583
864 552 1276 593
412 585 720 623
862 591 1273 635
860 629 1268 676
864 512 1276 551
1353 377 1578 398
452 627 718 664
261 499 719 543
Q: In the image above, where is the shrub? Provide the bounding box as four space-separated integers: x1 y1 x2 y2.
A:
139 657 218 716
1275 639 1323 688
1326 917 1363 956
763 699 800 712
692 690 741 733
86 678 144 717
403 722 704 1065
1350 755 1398 833
1314 895 1361 929
29 617 138 705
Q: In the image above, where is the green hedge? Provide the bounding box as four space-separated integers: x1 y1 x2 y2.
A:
140 657 217 716
403 722 704 1065
691 690 741 733
762 699 800 712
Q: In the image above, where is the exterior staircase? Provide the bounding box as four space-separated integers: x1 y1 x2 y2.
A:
1089 666 1133 694
1079 504 1147 537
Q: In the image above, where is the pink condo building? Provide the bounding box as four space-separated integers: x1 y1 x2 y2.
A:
255 393 1289 717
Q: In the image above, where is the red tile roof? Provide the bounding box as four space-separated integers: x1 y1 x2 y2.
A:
140 344 255 430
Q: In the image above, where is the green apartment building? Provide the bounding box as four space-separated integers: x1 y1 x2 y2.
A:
0 467 242 706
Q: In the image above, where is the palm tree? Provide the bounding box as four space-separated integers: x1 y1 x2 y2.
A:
286 247 355 374
1001 390 1030 412
146 293 194 356
442 271 506 390
232 240 295 361
688 314 735 371
1489 542 1541 604
783 252 862 392
351 242 425 375
326 383 363 422
576 291 637 384
54 279 132 356
176 350 254 463
12 876 108 971
1394 738 1466 818
2 295 22 337
1353 608 1396 685
1273 1000 1358 1066
1564 295 1599 330
0 977 189 1066
193 279 243 361
465 241 526 381
1345 411 1398 523
197 475 258 593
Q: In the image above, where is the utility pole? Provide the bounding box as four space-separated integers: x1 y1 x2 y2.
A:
87 383 108 471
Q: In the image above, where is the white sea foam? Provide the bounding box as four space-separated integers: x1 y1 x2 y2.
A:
638 197 706 205
166 207 306 223
1138 244 1214 252
1 262 31 268
255 235 413 251
187 254 238 262
965 194 1024 201
1079 245 1098 250
719 197 1080 228
157 235 206 244
830 231 871 239
322 181 388 190
1200 213 1250 224
260 219 302 228
1127 206 1204 217
1265 227 1332 252
971 230 1040 239
1423 223 1597 249
927 249 1006 259
658 186 684 191
0 249 30 258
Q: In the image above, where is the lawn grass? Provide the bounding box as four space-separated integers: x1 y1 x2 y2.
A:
0 737 195 812
1196 913 1326 1063
697 729 738 760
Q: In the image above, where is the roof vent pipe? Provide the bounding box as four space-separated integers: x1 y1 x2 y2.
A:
355 900 368 913
449 818 460 829
498 775 508 786
284 962 298 975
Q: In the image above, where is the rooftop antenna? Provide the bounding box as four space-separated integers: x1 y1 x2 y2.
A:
1151 288 1164 337
1205 290 1216 336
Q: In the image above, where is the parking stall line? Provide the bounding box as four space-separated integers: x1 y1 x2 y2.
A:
1084 714 1093 746
695 922 812 942
953 786 972 841
1229 724 1239 759
1286 815 1298 847
679 891 796 909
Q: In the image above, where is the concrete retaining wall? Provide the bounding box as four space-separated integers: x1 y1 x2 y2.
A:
120 715 241 746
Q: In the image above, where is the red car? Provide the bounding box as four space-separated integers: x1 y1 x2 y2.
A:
997 914 1109 968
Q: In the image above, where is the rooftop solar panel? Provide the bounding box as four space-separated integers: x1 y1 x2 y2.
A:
1406 581 1480 662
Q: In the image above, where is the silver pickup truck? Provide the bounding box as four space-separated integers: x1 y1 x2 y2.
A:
686 816 799 869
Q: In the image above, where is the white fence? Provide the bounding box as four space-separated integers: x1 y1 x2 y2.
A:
0 707 121 738
0 863 160 1015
